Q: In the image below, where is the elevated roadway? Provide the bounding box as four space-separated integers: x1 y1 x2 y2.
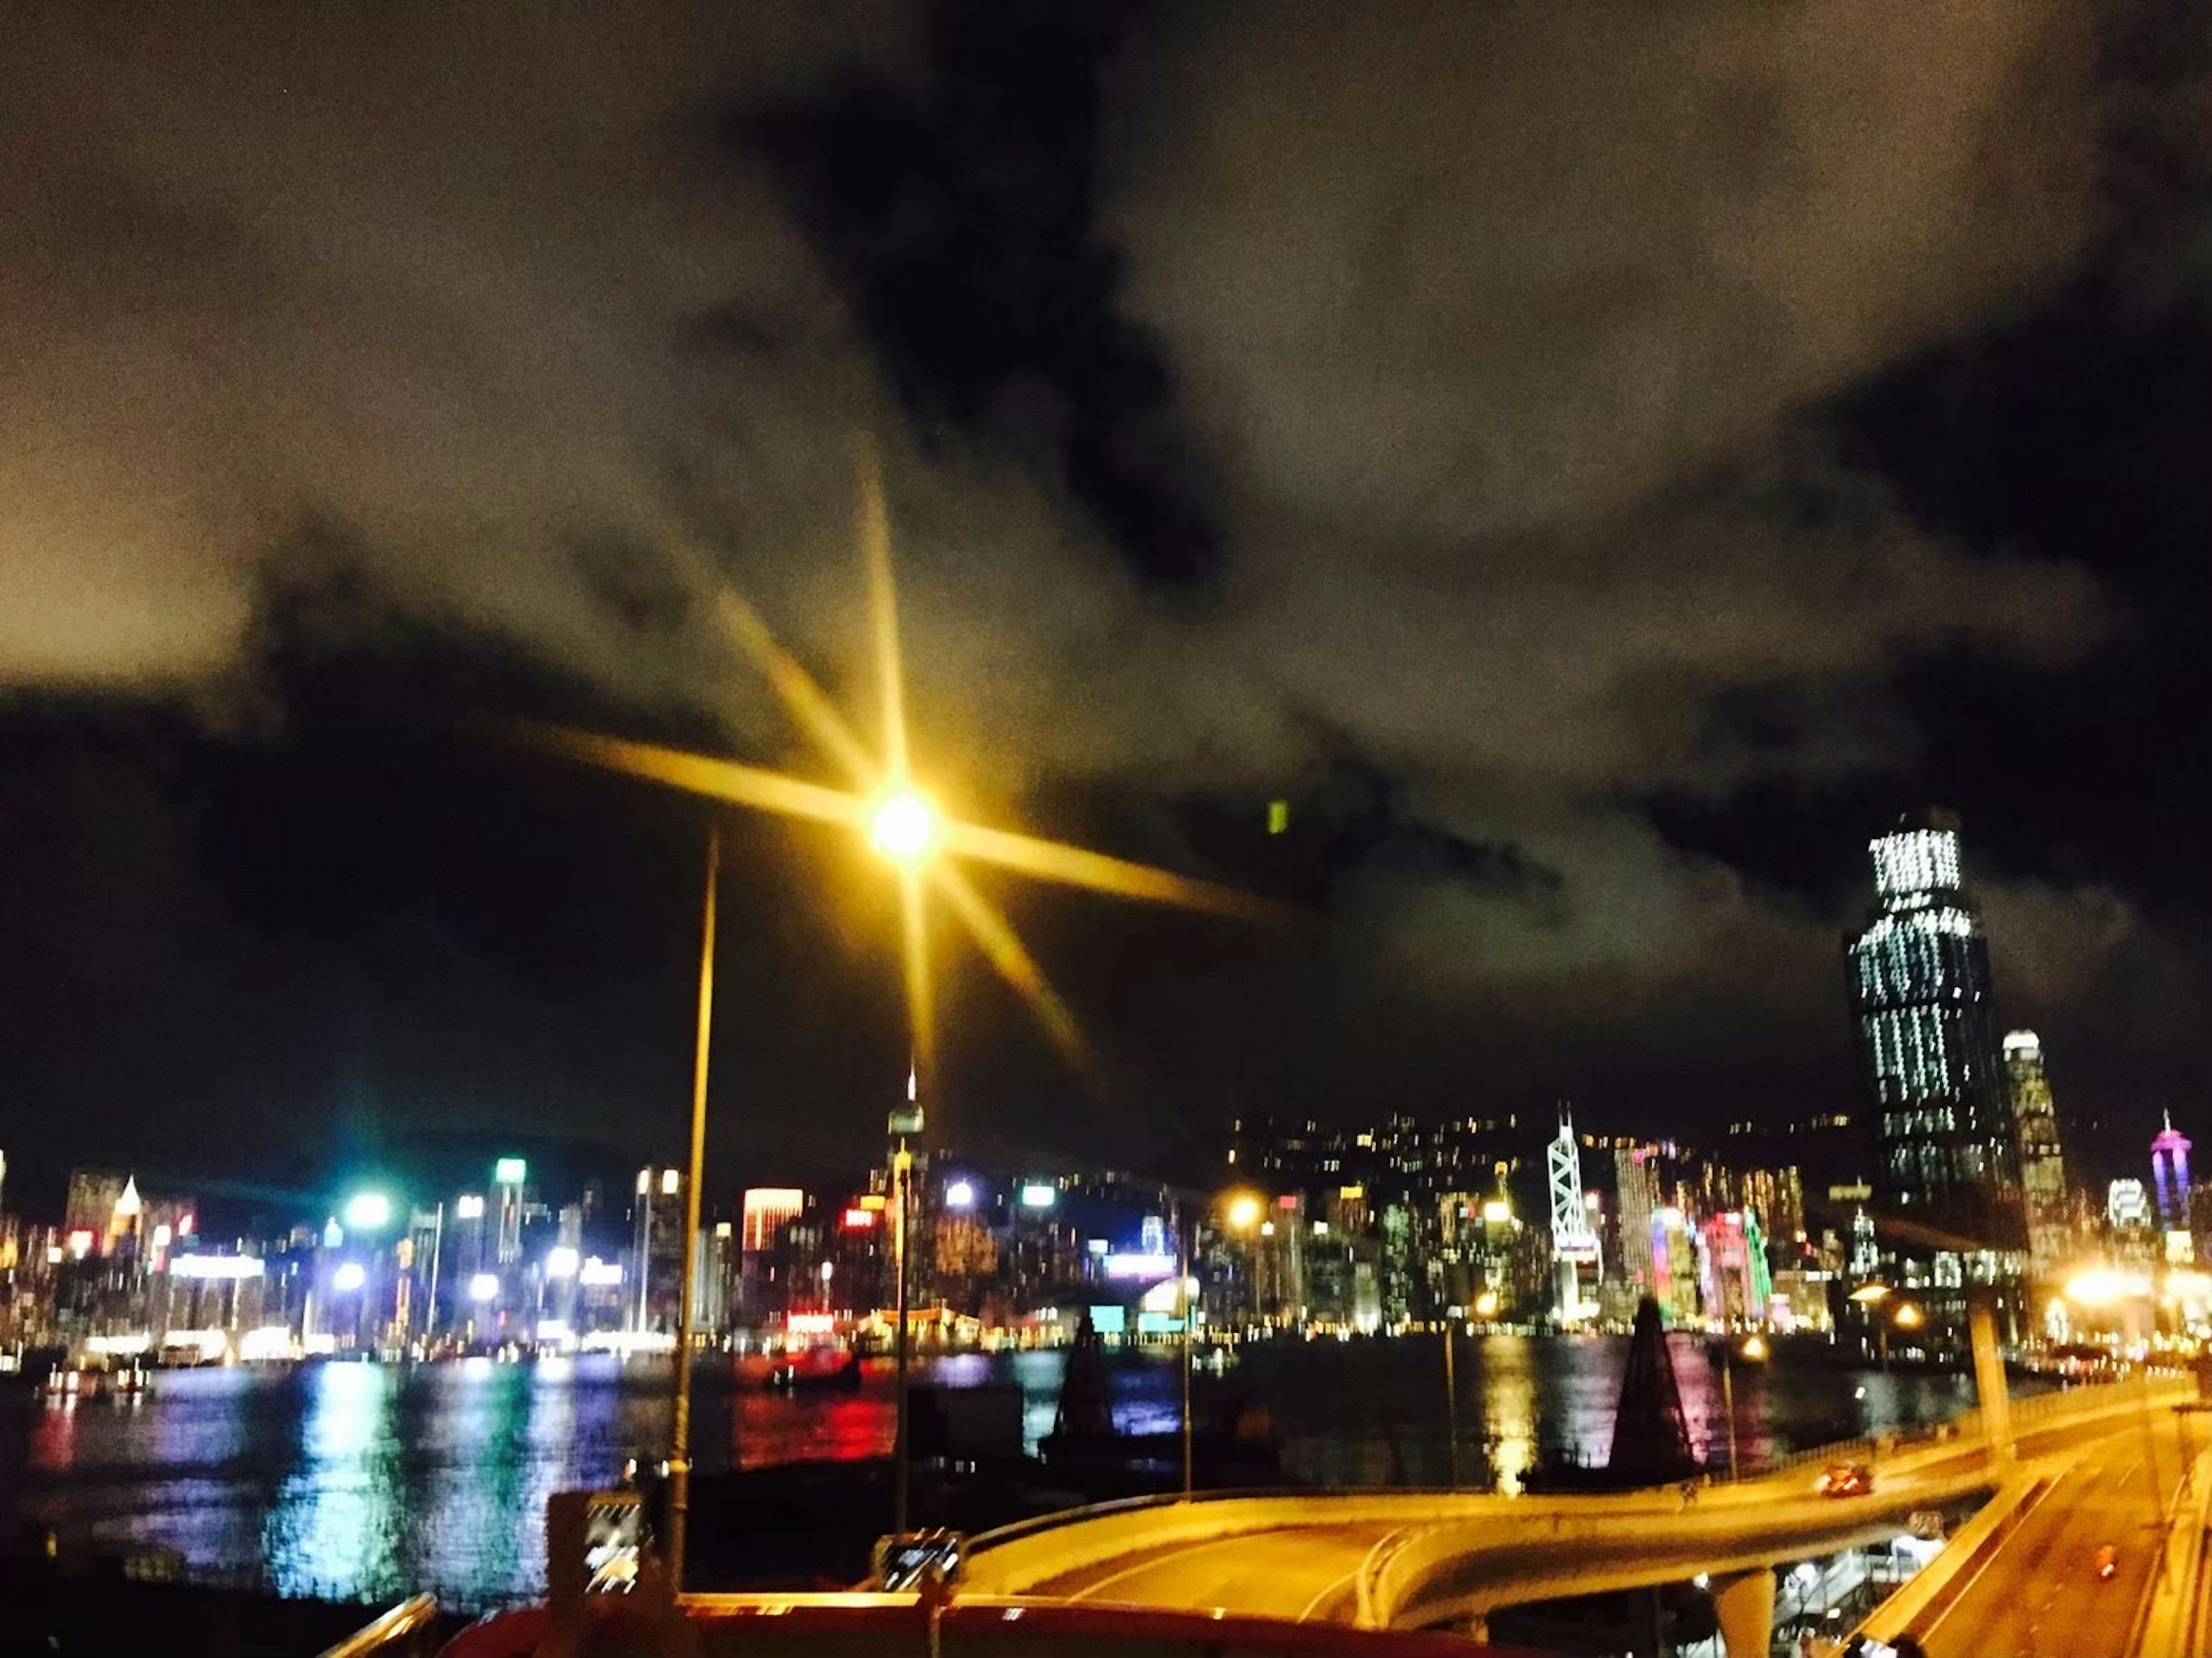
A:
963 1379 2192 1652
1879 1406 2210 1658
1912 1417 2178 1658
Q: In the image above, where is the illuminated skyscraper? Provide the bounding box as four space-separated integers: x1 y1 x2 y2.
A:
631 1166 685 1332
1613 1145 1661 1295
2152 1114 2192 1232
493 1156 527 1266
2002 1031 2073 1277
1847 814 2018 1241
1547 1109 1599 1319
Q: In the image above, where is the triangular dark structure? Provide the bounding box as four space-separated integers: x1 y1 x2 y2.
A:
1605 1297 1699 1485
1052 1310 1116 1440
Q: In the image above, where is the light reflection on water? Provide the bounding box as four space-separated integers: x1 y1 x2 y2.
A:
267 1360 402 1600
0 1338 1979 1610
1479 1335 1539 1493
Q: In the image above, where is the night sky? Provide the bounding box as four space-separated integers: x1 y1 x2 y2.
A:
2 3 2206 1221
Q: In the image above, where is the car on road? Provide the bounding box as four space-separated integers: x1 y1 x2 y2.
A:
2094 1543 2119 1580
1818 1461 1874 1497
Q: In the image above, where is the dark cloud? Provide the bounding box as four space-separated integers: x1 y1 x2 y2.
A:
0 1 2206 1206
743 0 1219 584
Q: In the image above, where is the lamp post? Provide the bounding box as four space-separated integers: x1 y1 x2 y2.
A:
1849 1283 1898 1372
891 1120 915 1532
1442 1312 1460 1489
666 825 720 1592
868 786 940 1538
1179 1196 1194 1500
1181 1190 1264 1500
1715 1333 1768 1479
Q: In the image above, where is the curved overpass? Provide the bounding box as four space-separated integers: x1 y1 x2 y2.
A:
963 1379 2190 1647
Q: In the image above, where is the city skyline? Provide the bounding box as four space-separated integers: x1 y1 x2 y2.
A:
3 9 2208 1646
2 5 2206 1211
0 802 2152 1235
13 1007 2206 1360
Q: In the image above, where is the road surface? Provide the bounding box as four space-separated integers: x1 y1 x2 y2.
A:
969 1383 2196 1637
1032 1524 1379 1622
1915 1409 2186 1658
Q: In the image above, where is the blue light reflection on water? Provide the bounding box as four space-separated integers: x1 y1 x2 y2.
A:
0 1338 1979 1610
265 1360 401 1600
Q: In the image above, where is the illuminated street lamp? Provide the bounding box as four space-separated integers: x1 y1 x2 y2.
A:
868 787 941 866
1850 1284 1908 1372
523 459 1278 1574
1716 1331 1770 1479
1225 1193 1264 1234
664 826 721 1591
868 791 940 1541
468 1272 501 1304
332 1261 368 1295
2061 1270 2167 1507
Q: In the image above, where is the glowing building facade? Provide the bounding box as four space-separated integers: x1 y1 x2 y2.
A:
1547 1111 1600 1320
1847 815 2018 1242
2152 1115 2193 1232
2002 1031 2072 1277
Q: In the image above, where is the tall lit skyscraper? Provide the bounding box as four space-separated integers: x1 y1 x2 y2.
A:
630 1166 685 1333
2152 1114 2193 1231
1613 1145 1660 1295
1547 1109 1599 1320
2002 1031 2072 1277
1847 813 2018 1242
493 1156 527 1266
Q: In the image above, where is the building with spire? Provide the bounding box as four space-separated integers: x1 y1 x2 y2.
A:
2002 1031 2073 1278
1846 813 2020 1247
1547 1108 1600 1321
2152 1114 2193 1233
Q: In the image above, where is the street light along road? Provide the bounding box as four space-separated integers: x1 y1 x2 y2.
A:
869 788 941 866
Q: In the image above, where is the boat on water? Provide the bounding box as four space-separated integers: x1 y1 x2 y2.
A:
763 1349 863 1393
38 1362 150 1402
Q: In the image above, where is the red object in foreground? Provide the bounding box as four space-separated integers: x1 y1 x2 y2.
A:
1817 1461 1874 1497
438 1595 1525 1656
2095 1543 2119 1580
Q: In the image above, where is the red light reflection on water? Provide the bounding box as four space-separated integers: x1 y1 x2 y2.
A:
30 1397 78 1470
726 1358 896 1470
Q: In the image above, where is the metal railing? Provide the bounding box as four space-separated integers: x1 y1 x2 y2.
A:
315 1593 441 1658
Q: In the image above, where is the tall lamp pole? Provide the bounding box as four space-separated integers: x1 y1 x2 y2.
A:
1179 1196 1194 1500
667 824 721 1592
891 1093 917 1535
866 787 938 1539
1717 1334 1767 1481
1442 1318 1460 1488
